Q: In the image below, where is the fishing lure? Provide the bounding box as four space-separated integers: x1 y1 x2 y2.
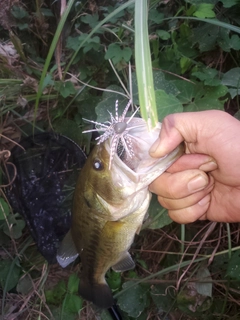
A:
83 100 141 169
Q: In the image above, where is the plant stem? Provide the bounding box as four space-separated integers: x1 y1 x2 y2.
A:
134 0 158 129
226 223 232 259
180 224 185 253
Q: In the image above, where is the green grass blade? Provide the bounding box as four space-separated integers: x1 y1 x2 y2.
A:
1 237 32 317
114 245 240 299
167 17 240 34
134 0 158 129
34 0 76 116
226 223 232 259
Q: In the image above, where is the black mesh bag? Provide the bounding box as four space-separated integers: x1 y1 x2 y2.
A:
3 133 86 263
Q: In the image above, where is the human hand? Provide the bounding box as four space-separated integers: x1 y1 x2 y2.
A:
149 111 240 223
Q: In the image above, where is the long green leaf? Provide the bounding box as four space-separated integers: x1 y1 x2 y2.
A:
114 245 240 299
135 0 158 129
168 17 240 34
35 0 76 116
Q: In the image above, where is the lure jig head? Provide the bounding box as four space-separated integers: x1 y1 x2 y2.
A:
83 100 141 169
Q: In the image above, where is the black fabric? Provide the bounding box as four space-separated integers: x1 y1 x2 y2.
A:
4 133 86 263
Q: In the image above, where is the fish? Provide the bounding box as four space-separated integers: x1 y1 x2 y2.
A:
57 100 184 309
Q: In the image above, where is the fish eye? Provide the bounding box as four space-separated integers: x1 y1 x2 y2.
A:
93 158 103 170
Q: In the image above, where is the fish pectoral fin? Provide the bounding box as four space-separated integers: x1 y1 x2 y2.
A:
112 252 135 272
56 230 79 268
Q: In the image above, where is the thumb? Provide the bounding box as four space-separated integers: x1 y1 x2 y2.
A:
149 113 190 158
149 111 223 158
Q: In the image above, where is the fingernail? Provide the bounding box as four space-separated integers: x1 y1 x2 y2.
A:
188 174 208 192
199 161 217 172
149 139 161 154
198 195 211 206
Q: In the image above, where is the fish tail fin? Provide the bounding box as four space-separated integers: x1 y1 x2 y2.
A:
79 278 114 309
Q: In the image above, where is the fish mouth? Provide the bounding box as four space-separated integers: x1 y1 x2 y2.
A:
107 117 184 185
114 117 162 172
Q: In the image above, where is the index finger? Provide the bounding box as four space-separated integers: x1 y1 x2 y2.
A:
149 110 231 158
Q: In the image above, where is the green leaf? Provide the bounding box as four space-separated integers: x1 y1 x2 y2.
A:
11 5 29 19
192 24 236 53
156 90 183 121
217 28 233 52
186 85 228 111
101 309 116 320
211 252 229 273
94 85 128 123
49 306 76 320
193 4 216 18
148 9 164 23
40 8 54 17
17 23 29 30
83 36 100 53
121 47 132 62
131 71 179 106
66 36 80 51
53 118 84 147
63 293 83 313
143 194 172 230
234 110 240 120
107 271 122 291
17 275 33 294
177 284 212 314
3 214 26 239
153 71 179 96
180 56 192 74
81 14 99 28
221 68 240 98
77 96 99 120
192 24 218 52
192 68 221 86
173 80 227 111
42 73 54 89
0 198 10 220
67 274 79 294
226 250 240 280
0 260 21 291
229 35 240 50
117 281 150 318
45 280 66 305
156 30 171 40
102 6 125 24
105 44 132 64
54 81 76 98
196 267 212 297
173 80 197 104
151 284 175 312
69 34 101 53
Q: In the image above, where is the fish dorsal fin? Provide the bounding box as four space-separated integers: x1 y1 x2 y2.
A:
112 252 135 272
56 230 79 268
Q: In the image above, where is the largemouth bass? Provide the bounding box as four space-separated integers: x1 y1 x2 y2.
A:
57 101 184 308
